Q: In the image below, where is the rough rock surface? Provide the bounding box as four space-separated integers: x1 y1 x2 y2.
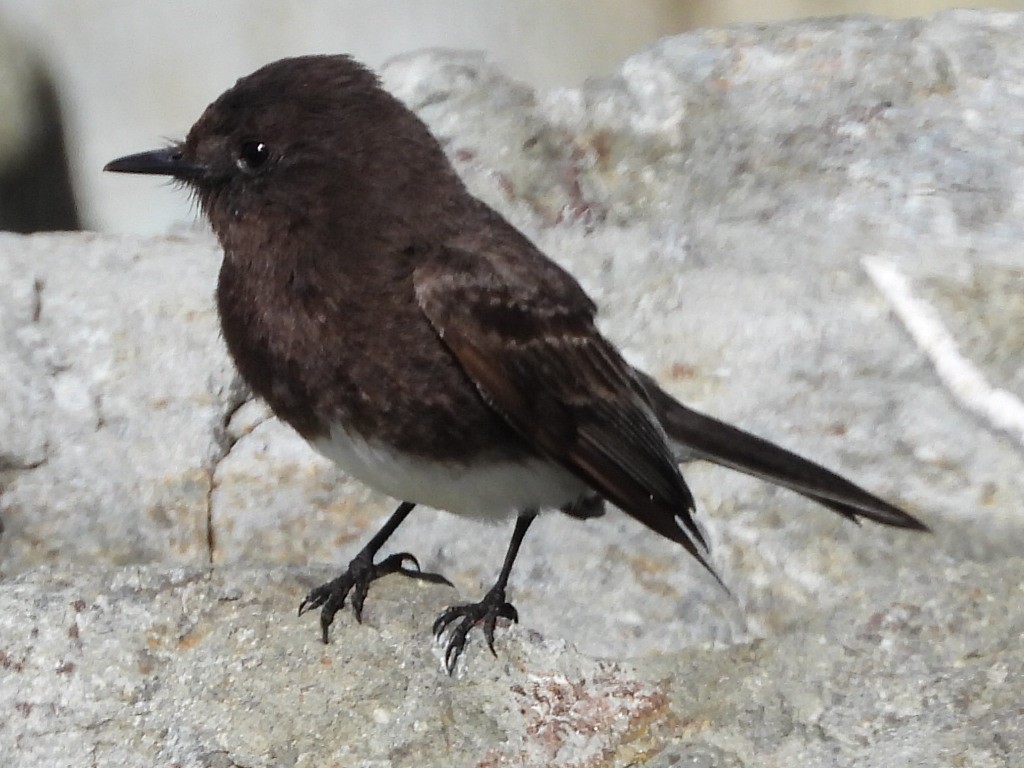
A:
0 562 1020 767
0 234 243 569
1 10 1023 767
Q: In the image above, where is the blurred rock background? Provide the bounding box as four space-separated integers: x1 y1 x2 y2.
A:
0 0 1022 235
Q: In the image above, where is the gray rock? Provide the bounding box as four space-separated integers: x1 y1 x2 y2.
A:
0 233 243 570
0 559 1020 767
1 10 1023 766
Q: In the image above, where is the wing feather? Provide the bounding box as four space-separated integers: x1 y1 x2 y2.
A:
414 244 718 577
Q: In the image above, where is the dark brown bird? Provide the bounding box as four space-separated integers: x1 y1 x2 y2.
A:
105 55 927 674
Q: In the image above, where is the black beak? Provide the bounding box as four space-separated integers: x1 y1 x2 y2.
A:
104 147 204 180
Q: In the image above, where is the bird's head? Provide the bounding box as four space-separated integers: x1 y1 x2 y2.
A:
106 55 464 247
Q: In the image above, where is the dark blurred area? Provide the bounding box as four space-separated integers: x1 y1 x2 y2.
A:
0 54 79 232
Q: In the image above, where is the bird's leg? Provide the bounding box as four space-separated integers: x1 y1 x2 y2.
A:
299 501 452 642
433 511 537 674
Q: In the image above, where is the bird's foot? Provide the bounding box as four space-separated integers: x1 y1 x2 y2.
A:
299 550 451 642
432 584 518 674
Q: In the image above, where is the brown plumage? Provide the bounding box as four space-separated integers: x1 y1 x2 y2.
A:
105 54 927 674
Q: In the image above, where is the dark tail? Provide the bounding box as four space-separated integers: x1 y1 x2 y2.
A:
637 372 928 531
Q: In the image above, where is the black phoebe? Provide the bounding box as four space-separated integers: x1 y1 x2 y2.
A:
105 55 926 673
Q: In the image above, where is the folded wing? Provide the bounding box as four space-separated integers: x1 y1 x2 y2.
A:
414 242 718 577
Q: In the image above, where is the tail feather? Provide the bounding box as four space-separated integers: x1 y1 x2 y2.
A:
637 372 928 532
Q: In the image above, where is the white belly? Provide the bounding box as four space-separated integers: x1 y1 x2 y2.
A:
311 424 589 520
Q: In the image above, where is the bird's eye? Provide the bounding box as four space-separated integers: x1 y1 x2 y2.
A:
237 140 270 172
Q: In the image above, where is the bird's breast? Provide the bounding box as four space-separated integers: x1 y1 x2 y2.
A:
311 423 589 519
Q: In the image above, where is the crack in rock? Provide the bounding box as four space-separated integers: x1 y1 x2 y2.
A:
204 379 257 564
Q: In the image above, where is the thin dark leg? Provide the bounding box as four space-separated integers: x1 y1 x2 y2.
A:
361 500 417 553
493 512 535 597
299 501 452 642
433 511 537 674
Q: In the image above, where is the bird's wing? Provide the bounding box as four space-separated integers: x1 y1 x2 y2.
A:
413 242 717 576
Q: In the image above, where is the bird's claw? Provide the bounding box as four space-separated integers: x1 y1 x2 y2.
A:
385 552 454 587
300 549 451 642
433 586 518 675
